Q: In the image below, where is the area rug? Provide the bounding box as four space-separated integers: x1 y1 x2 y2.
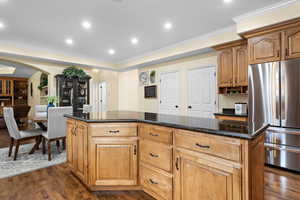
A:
0 143 66 179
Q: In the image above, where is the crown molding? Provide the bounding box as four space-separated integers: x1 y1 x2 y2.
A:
233 0 300 23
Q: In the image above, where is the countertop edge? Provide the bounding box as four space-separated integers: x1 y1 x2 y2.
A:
64 114 267 140
214 113 248 117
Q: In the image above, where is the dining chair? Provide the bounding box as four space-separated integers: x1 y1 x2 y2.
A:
42 106 72 161
3 107 45 160
83 104 93 113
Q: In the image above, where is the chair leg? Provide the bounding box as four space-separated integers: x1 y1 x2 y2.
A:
29 136 40 154
62 138 66 150
13 140 20 161
48 140 52 161
56 140 61 153
8 138 14 157
42 137 46 154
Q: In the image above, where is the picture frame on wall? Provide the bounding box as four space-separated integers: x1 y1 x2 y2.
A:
139 71 149 86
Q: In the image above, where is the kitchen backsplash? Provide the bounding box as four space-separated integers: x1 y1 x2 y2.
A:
218 94 248 112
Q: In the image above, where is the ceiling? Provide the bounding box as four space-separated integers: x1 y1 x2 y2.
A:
0 0 281 63
0 60 38 77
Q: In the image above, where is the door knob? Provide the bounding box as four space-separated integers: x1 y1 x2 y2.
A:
175 105 179 108
188 106 192 109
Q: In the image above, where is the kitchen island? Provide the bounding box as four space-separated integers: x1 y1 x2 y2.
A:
65 111 267 200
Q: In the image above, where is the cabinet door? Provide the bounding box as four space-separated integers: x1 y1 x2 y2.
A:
90 137 138 186
233 45 248 86
218 48 233 87
73 122 88 181
174 150 241 200
248 32 281 64
284 26 300 59
66 120 75 169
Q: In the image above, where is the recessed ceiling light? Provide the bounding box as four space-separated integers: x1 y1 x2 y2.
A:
131 37 139 45
223 0 233 3
0 22 5 29
108 49 115 55
65 38 74 45
82 20 92 30
164 21 173 30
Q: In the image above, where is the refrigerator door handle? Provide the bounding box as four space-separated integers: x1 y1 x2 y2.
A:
281 63 286 123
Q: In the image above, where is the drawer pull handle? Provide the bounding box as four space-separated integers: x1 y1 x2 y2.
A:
109 130 120 134
149 153 159 158
195 143 210 149
149 133 159 137
175 157 179 170
149 179 159 185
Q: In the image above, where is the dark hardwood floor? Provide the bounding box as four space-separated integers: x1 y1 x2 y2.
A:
0 128 300 200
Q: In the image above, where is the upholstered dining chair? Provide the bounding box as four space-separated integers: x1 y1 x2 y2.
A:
42 106 72 161
3 107 45 160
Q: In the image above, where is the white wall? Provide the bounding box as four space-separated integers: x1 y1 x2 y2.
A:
118 52 247 115
118 69 139 111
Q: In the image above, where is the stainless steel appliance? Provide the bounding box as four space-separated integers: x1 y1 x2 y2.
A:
249 59 300 172
234 103 247 115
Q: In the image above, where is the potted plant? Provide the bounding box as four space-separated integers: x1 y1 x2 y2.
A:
47 96 57 108
150 70 156 84
62 66 88 79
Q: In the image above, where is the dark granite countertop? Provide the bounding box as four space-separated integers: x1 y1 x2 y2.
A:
64 111 267 140
214 113 248 117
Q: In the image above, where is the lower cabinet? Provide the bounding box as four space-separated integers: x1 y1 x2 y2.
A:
174 149 242 200
89 137 138 186
140 164 173 200
66 120 88 182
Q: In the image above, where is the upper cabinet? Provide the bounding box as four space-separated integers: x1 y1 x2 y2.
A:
284 26 300 59
248 32 281 64
214 40 248 94
242 18 300 64
233 45 248 86
218 48 233 88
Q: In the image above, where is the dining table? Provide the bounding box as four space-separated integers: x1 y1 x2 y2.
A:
32 116 47 131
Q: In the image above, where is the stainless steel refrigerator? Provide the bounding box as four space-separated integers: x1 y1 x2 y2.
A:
249 58 300 172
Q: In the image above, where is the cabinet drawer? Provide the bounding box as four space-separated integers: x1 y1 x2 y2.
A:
140 139 172 172
89 123 137 137
139 124 173 145
175 130 242 162
140 165 172 200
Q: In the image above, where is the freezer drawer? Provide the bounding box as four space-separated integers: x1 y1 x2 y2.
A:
265 143 300 173
265 128 300 147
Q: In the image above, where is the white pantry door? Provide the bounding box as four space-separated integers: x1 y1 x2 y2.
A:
187 67 216 118
99 82 107 112
159 71 180 115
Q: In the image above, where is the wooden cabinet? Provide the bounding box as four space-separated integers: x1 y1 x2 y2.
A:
214 40 248 94
218 48 233 87
66 120 265 199
174 149 242 200
66 120 88 182
214 115 247 122
248 32 281 64
90 137 138 186
0 79 13 96
284 26 300 59
233 45 248 86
